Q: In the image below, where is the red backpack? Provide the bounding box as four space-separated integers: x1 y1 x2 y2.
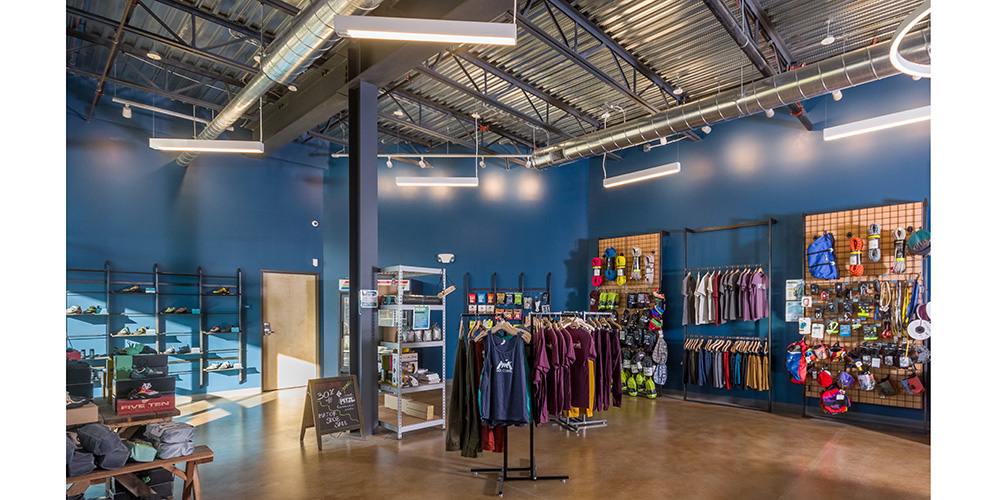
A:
786 340 809 384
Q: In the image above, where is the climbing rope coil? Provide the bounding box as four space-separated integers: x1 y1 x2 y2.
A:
892 228 907 273
630 247 643 280
867 223 881 262
849 237 865 276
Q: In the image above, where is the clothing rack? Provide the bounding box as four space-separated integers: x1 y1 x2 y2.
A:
532 311 610 433
461 313 568 496
682 218 775 413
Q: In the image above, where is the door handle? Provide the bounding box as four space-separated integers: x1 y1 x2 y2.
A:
264 322 273 336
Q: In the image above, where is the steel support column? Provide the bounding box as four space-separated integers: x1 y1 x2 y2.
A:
348 42 379 437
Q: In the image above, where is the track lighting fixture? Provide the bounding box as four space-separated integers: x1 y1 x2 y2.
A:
287 84 298 92
122 104 132 119
394 109 405 117
386 157 393 168
832 89 843 101
765 108 775 118
146 50 162 61
479 158 486 168
418 157 427 168
701 125 712 134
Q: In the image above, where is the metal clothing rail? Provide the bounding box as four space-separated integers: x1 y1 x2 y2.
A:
461 312 568 496
531 311 610 432
682 218 775 413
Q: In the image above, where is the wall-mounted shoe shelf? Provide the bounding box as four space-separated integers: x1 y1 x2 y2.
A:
67 262 248 396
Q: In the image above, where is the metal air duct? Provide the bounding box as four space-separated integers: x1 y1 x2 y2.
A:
176 0 383 166
529 30 930 169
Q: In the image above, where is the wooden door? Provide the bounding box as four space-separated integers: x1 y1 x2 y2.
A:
261 271 319 391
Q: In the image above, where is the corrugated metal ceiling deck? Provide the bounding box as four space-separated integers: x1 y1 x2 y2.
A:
66 0 929 156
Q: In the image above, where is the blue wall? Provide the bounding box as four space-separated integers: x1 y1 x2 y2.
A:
66 74 327 394
322 155 591 378
67 70 930 421
587 74 930 420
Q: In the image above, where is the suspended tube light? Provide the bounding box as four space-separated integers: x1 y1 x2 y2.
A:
603 162 681 188
333 15 516 45
822 106 931 141
395 177 480 187
148 138 264 153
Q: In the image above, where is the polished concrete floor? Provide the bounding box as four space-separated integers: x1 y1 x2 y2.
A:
96 387 930 499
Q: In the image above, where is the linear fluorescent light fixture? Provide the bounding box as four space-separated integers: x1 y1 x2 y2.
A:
333 15 517 45
148 138 264 153
395 176 480 187
822 105 930 141
603 162 681 188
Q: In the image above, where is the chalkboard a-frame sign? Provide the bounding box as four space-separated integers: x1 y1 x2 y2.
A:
300 376 365 450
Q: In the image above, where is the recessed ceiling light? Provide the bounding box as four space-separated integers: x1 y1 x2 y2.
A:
146 50 162 61
394 109 405 117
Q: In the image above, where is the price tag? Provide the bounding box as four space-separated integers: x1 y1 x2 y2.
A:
872 358 882 368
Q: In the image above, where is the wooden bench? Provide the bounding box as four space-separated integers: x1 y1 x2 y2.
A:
66 444 213 499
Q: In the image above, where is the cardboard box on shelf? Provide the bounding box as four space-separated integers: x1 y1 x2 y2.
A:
66 402 99 426
380 326 399 343
383 393 436 421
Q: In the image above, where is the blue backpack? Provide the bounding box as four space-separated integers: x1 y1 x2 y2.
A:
807 232 839 279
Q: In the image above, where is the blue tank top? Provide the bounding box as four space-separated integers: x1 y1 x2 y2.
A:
479 333 530 427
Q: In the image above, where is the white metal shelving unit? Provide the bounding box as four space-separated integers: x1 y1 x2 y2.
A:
377 265 447 440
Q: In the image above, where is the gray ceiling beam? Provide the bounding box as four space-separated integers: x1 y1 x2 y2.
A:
150 0 275 45
67 28 253 93
256 0 511 153
412 64 573 141
378 113 526 165
743 0 796 69
389 89 537 150
67 6 259 75
68 66 251 120
258 0 299 16
543 0 683 104
701 0 813 131
377 125 435 149
86 0 138 121
513 11 660 115
450 49 601 129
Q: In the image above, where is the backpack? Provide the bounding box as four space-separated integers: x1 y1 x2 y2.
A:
807 232 839 279
820 388 851 414
786 340 809 384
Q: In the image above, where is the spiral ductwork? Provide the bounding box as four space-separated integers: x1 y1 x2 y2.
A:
529 29 930 169
176 0 383 166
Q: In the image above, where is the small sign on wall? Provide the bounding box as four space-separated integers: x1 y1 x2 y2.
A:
359 289 378 309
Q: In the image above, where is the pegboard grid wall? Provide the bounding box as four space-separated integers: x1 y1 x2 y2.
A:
596 232 662 310
803 201 926 410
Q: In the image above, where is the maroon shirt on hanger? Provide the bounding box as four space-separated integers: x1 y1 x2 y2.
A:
558 327 577 412
566 327 597 409
533 326 550 424
544 327 563 417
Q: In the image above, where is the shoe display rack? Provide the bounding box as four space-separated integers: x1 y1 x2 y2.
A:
66 262 247 395
376 265 447 440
